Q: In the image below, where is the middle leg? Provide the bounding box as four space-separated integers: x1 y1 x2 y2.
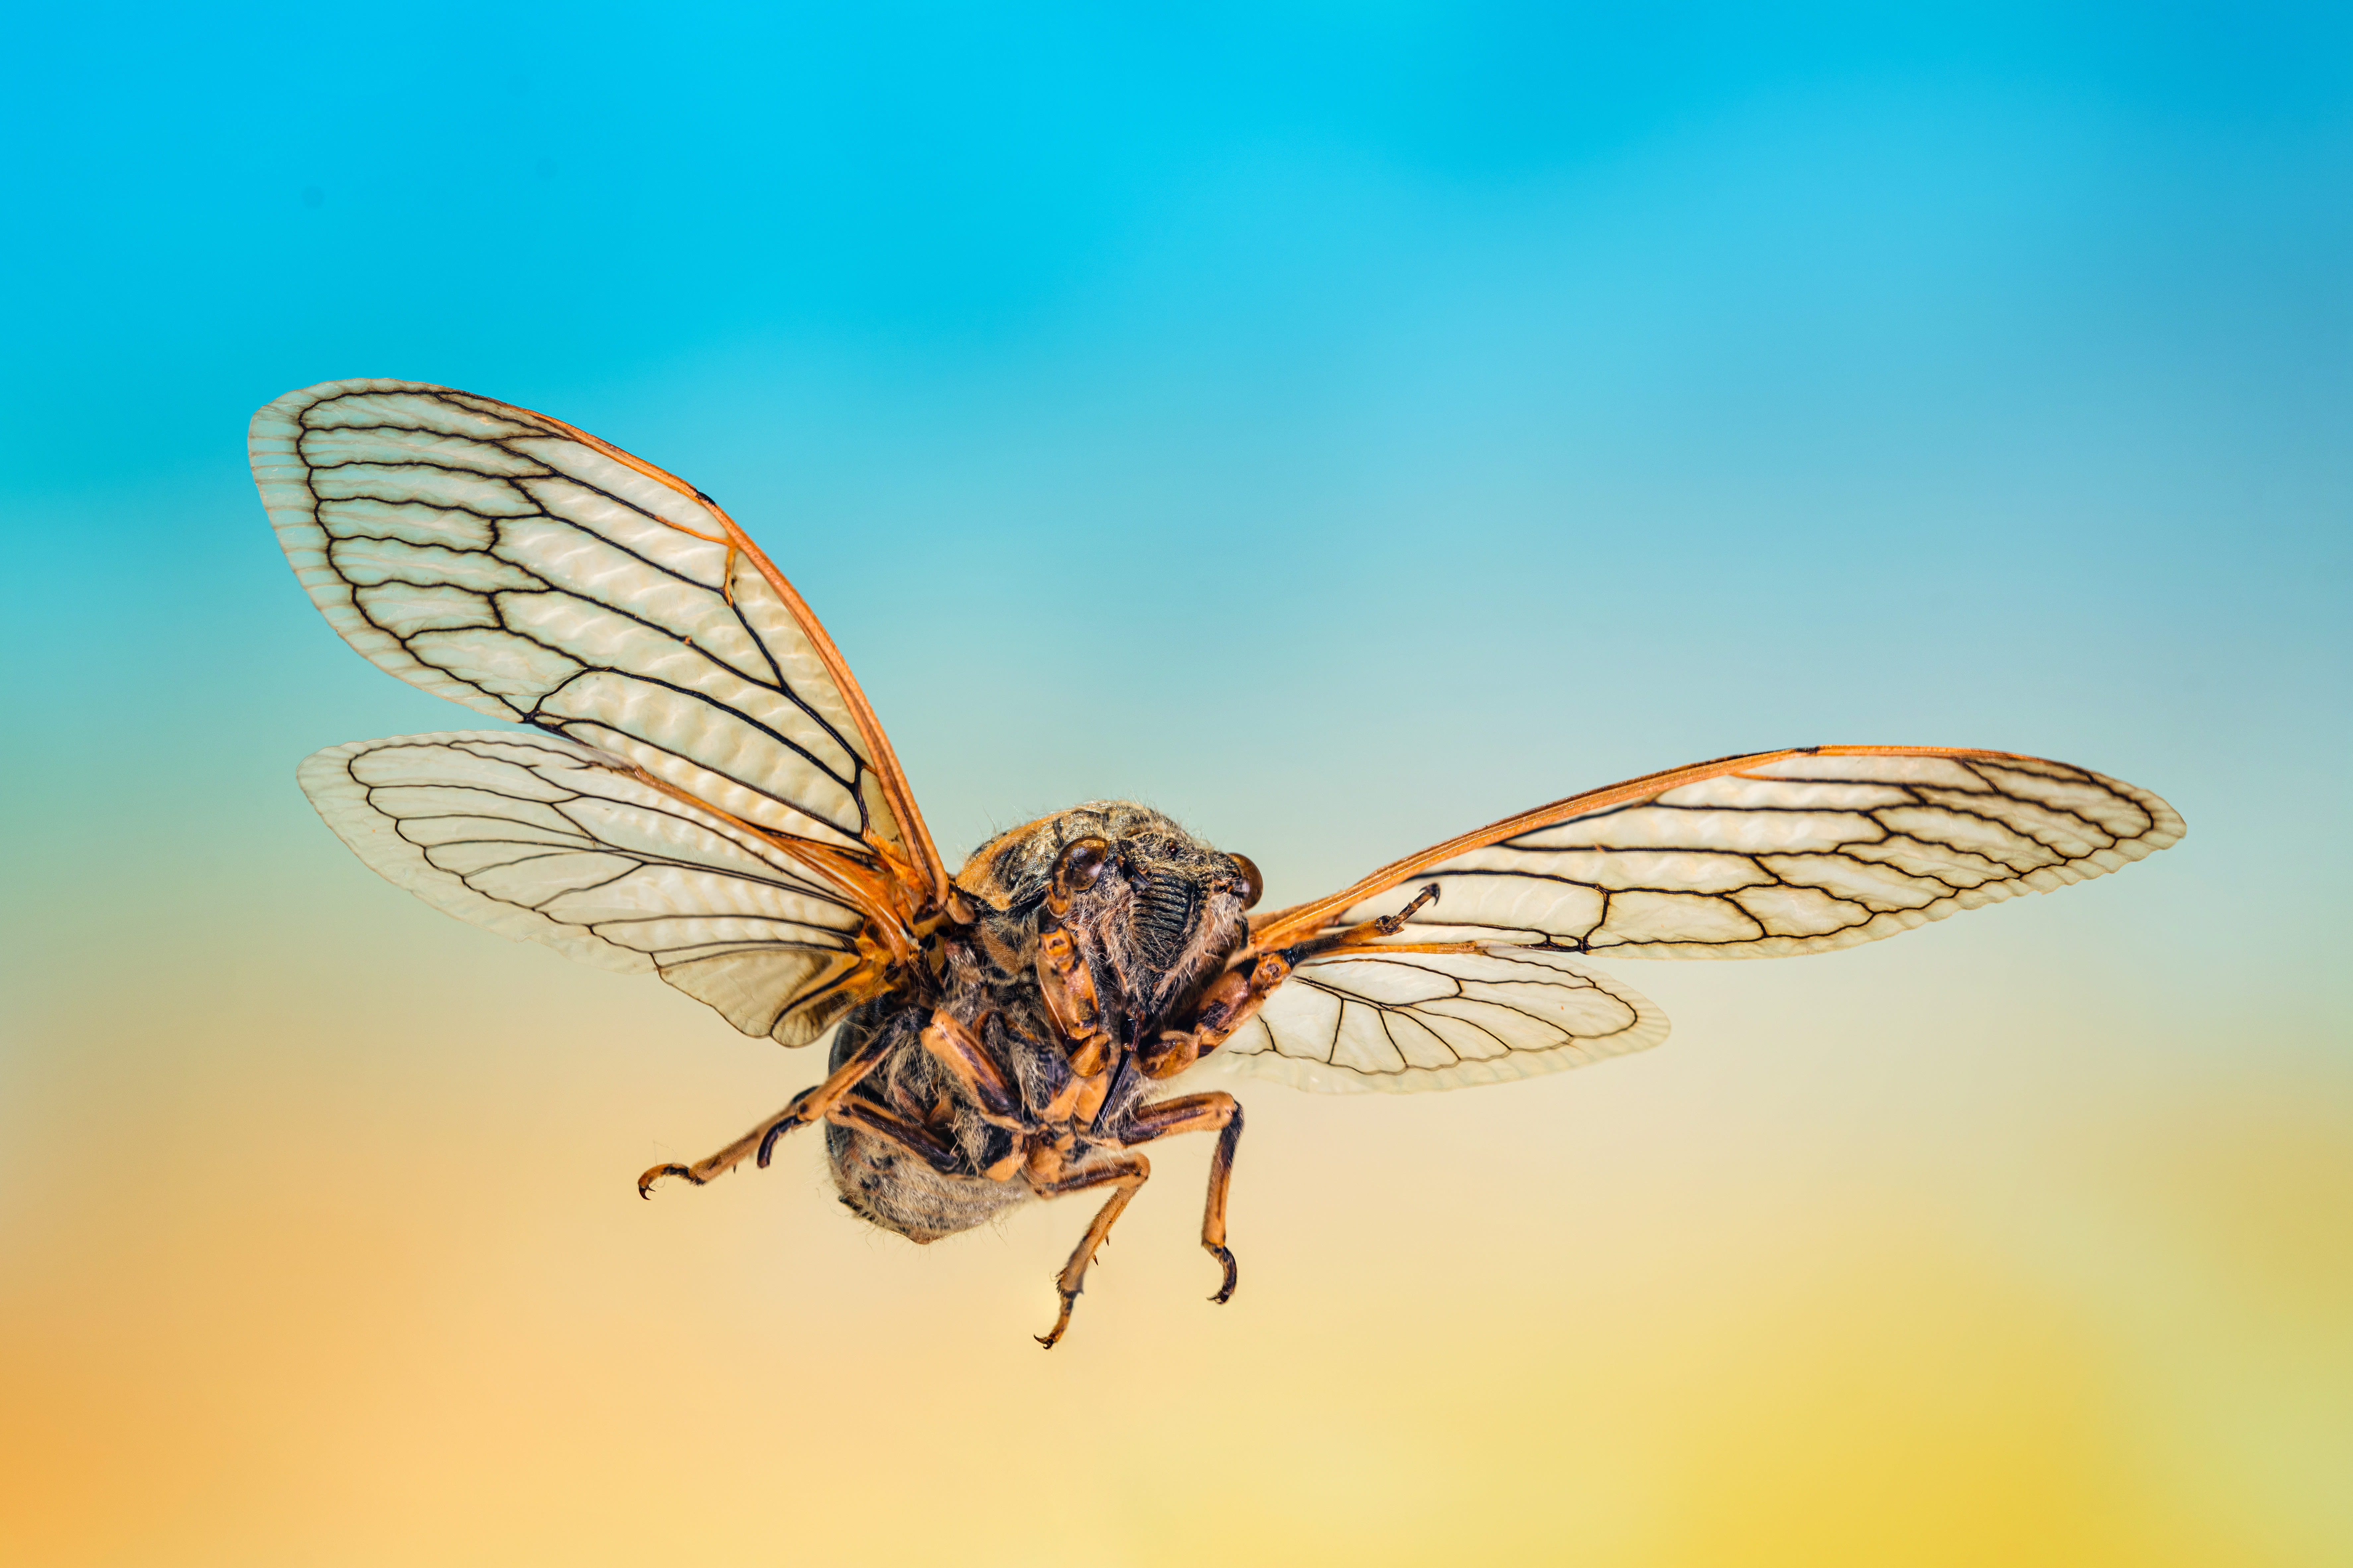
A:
1115 1092 1244 1303
1031 1152 1152 1348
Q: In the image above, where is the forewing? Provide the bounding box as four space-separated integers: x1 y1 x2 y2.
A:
251 378 947 920
1209 945 1669 1095
299 731 881 1046
1260 748 2183 960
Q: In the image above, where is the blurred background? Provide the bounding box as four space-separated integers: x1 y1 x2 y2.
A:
3 3 2347 1564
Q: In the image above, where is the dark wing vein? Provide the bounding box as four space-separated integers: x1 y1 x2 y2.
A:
1331 749 2183 959
254 381 903 863
299 730 876 1046
1210 945 1670 1095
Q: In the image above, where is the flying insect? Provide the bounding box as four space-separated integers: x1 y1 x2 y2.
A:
253 378 2185 1346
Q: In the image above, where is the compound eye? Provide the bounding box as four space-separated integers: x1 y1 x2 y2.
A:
1048 837 1112 915
1228 852 1264 911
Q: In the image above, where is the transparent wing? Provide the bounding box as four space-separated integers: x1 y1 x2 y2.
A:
251 378 948 928
1252 747 2184 960
299 731 882 1047
1206 945 1669 1095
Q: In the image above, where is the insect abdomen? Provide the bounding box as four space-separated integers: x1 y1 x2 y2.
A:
826 1124 1030 1242
822 993 1032 1243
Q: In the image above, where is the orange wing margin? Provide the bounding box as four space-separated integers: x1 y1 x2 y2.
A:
492 396 953 915
1245 745 2051 955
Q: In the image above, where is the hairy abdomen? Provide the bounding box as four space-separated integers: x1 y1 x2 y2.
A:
822 991 1033 1243
826 1125 1032 1242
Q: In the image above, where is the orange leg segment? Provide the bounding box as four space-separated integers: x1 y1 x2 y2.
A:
823 1094 966 1176
1032 1152 1152 1349
918 1009 1023 1127
1121 1092 1244 1303
636 1023 898 1197
1027 1089 1248 1348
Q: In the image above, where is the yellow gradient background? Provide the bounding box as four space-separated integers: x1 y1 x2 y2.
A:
4 5 2348 1564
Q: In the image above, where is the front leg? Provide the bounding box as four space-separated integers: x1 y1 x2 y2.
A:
1134 888 1443 1083
1134 956 1294 1080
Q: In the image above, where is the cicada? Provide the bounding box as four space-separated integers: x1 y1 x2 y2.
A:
252 379 2185 1346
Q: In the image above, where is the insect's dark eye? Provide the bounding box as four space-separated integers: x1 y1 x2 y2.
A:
1053 837 1112 899
1229 853 1263 911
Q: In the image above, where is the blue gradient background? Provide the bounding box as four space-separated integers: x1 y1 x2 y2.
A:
3 5 2348 1564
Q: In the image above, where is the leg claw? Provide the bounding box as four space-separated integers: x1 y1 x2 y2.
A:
1035 1291 1079 1350
1206 1242 1238 1304
637 1163 696 1199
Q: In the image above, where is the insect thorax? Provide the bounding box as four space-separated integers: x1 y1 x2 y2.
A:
822 802 1257 1243
955 801 1256 1028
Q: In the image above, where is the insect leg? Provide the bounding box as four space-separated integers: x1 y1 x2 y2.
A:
1142 887 1454 1084
917 1010 1023 1127
1280 883 1442 961
1030 1152 1153 1349
1110 1093 1244 1304
821 1093 968 1176
636 1023 897 1197
1135 955 1294 1080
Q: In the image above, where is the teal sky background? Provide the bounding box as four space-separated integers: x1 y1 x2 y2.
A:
8 0 2345 1002
3 6 2349 1564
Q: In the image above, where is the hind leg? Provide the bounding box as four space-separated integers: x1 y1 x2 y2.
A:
637 1022 901 1196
